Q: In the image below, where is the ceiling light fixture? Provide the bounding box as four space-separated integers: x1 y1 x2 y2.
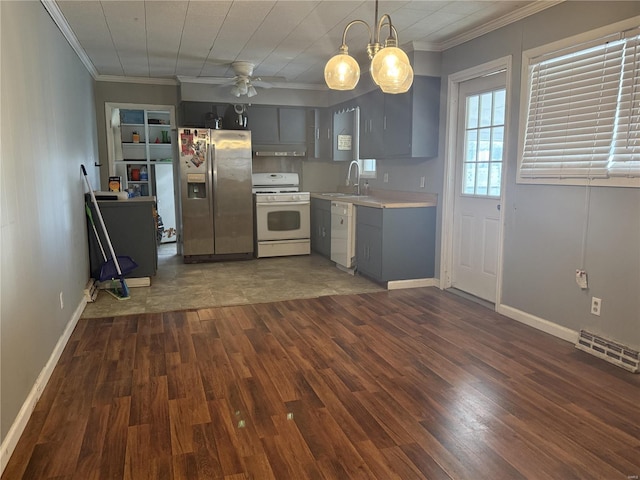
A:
324 0 413 94
230 77 257 98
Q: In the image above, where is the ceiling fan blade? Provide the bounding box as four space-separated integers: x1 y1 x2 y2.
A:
255 75 286 83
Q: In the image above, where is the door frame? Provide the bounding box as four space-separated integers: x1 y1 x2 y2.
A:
439 56 512 307
104 102 179 245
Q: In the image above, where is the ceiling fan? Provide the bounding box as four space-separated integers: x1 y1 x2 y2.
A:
216 61 284 98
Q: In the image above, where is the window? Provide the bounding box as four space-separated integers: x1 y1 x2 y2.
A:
518 18 640 187
463 89 506 197
359 158 376 179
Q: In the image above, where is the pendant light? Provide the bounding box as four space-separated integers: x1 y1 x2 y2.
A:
324 0 413 94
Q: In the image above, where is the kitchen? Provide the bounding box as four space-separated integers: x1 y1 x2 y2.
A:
2 1 640 477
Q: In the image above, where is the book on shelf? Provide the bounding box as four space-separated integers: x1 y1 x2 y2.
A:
108 176 122 192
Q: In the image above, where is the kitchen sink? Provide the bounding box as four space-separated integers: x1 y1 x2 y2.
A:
319 192 347 197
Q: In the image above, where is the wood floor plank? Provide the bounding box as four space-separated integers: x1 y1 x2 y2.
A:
4 287 640 479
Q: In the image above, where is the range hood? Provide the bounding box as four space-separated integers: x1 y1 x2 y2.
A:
253 146 306 157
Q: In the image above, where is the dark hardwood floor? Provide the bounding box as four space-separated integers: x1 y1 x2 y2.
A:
4 287 640 479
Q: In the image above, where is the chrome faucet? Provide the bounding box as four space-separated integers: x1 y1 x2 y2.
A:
346 160 361 195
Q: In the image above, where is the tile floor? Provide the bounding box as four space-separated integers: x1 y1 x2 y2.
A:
81 243 385 318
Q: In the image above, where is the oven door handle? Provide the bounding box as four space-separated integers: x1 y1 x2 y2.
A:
256 201 310 207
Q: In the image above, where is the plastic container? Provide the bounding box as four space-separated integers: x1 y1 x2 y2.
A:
140 166 148 181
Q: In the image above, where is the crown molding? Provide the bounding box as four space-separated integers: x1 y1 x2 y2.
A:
41 0 99 78
436 0 565 51
95 75 179 86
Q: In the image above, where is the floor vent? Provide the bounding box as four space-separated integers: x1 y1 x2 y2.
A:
575 330 639 373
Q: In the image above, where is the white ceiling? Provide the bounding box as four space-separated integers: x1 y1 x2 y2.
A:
50 0 560 88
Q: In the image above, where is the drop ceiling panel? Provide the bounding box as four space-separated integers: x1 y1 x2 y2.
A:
57 1 122 75
50 0 557 85
200 1 277 76
175 2 232 77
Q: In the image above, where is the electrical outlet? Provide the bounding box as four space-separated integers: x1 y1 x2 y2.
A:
59 291 64 309
383 173 389 183
575 269 588 289
420 176 426 188
591 297 601 316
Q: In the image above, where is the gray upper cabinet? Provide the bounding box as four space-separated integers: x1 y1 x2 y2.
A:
357 75 441 159
248 106 279 144
332 105 359 162
307 108 332 160
279 107 307 144
358 90 384 159
248 105 306 145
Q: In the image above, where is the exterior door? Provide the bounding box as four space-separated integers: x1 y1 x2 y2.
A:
452 73 506 302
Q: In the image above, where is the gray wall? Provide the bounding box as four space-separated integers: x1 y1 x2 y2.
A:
440 1 640 347
94 82 179 188
1 1 98 441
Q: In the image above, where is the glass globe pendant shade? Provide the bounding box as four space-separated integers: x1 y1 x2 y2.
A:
324 51 360 90
370 46 411 92
380 64 413 94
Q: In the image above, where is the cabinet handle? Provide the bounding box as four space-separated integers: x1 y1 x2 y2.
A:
384 116 387 131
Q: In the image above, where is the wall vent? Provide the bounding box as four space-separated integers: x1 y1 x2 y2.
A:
575 330 639 373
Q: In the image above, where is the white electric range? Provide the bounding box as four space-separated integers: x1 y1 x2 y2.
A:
252 173 310 258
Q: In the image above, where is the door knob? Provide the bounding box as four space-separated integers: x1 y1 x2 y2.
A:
497 204 501 211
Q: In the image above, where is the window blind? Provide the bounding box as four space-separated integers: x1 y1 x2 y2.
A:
520 39 624 178
609 32 640 177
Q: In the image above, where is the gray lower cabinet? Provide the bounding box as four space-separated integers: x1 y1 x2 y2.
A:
310 198 331 258
87 198 158 279
356 206 436 282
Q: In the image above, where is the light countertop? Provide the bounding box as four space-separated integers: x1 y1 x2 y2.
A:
310 190 437 209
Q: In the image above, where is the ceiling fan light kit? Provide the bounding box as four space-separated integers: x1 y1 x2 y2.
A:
324 0 413 94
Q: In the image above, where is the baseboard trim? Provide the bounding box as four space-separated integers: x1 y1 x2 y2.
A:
497 303 578 344
0 296 87 475
387 278 439 290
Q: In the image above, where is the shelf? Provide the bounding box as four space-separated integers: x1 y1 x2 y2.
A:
111 107 174 200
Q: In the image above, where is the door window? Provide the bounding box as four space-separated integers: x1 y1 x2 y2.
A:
463 89 506 197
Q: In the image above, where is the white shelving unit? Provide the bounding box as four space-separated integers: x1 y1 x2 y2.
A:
105 103 178 244
116 109 173 197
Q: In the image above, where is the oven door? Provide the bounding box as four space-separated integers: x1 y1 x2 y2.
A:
255 200 310 241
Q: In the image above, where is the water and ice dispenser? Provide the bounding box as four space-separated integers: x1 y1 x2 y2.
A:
186 173 206 199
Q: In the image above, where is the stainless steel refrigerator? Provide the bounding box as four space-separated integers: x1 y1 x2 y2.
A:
178 128 253 262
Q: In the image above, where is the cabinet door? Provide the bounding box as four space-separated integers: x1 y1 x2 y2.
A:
279 107 306 144
311 199 332 258
411 75 441 158
358 90 383 159
319 108 332 159
333 106 358 162
383 91 412 157
311 200 322 253
248 106 279 143
309 108 332 160
320 209 332 257
356 223 383 280
307 109 320 159
180 102 220 127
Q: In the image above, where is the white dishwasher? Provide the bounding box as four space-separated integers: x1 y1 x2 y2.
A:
330 201 356 270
